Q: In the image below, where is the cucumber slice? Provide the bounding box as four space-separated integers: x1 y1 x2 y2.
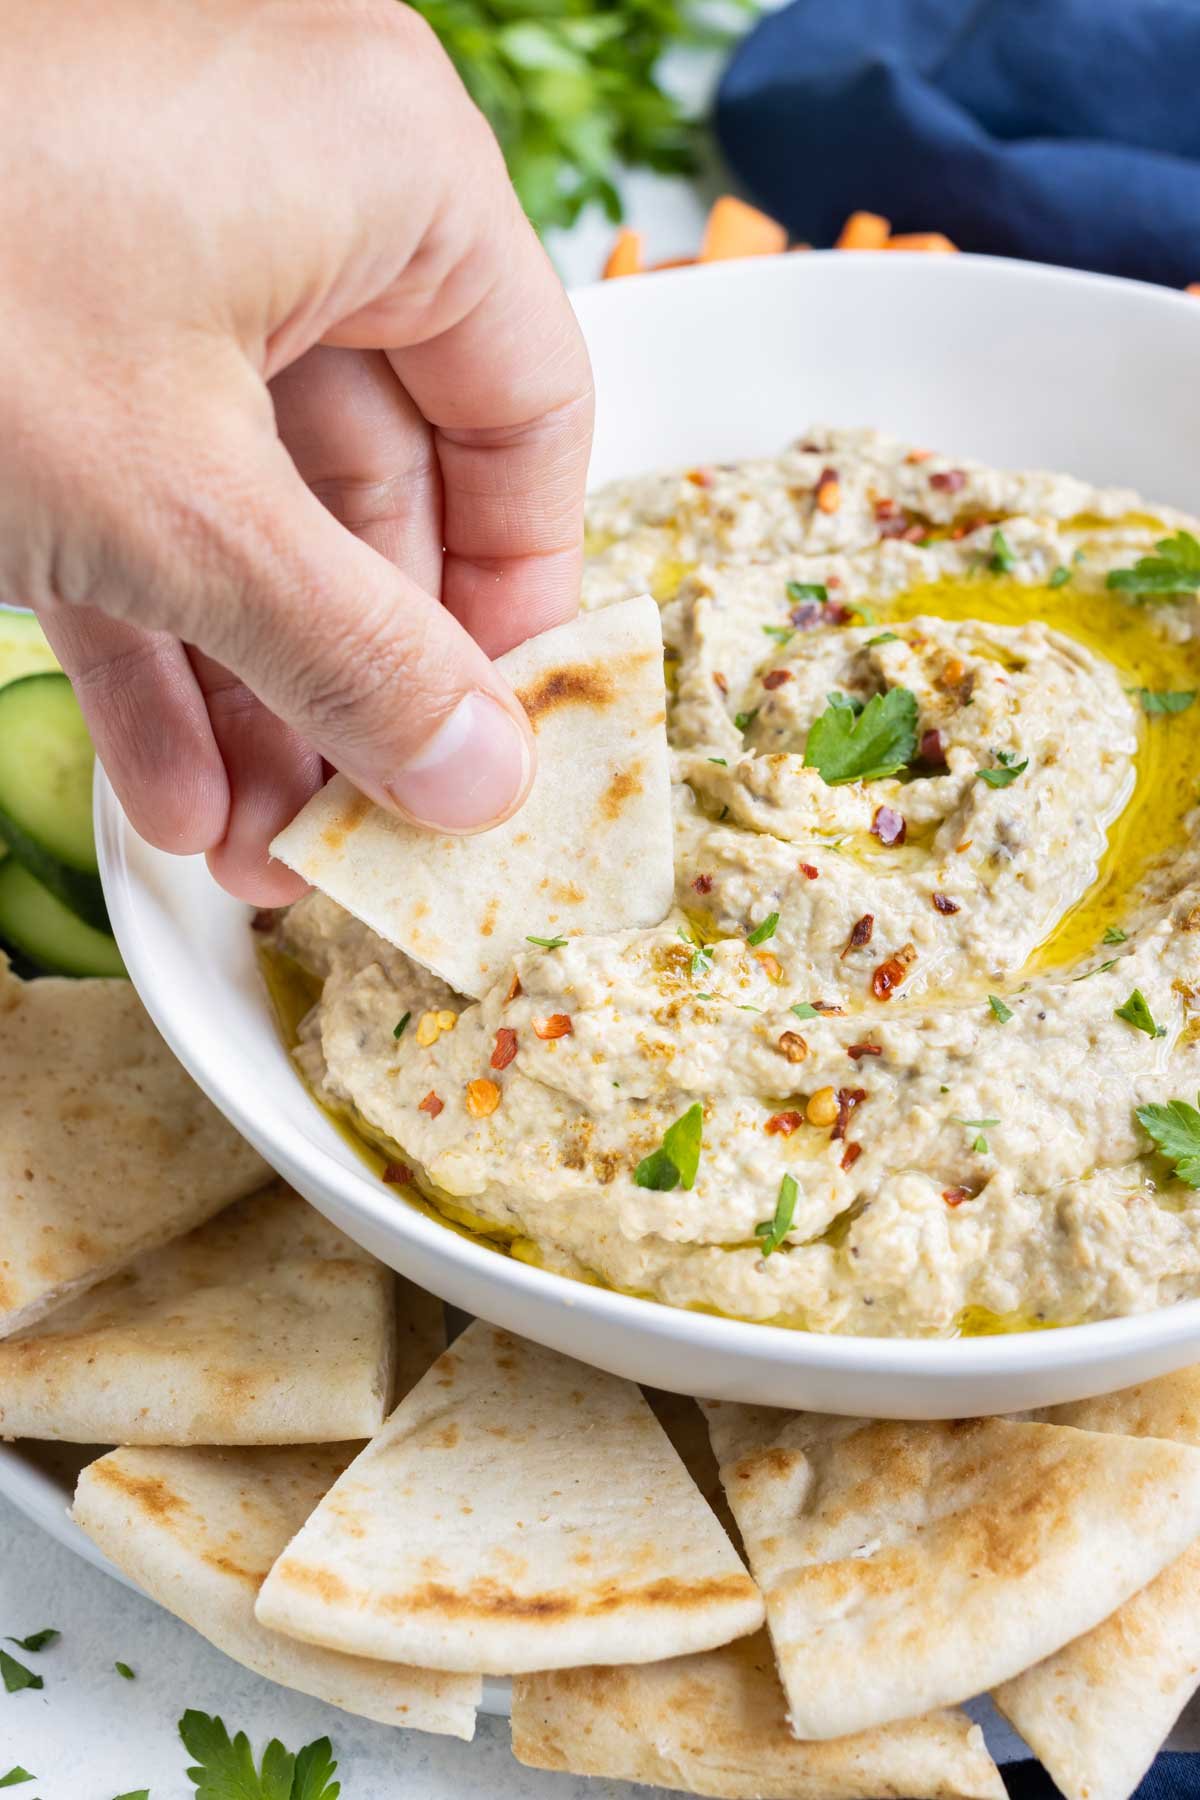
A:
0 607 58 687
0 672 107 929
0 857 125 977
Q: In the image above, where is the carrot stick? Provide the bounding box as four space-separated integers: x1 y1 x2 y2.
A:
603 228 643 279
650 256 697 270
885 232 958 253
700 196 788 261
1187 283 1200 297
836 211 890 250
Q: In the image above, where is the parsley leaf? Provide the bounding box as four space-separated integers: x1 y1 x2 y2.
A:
677 927 712 978
0 1771 33 1789
791 1002 819 1020
952 1115 1000 1155
976 751 1028 788
291 1739 340 1800
755 1173 798 1258
990 528 1016 573
1107 531 1200 599
634 1103 704 1192
0 1652 41 1695
525 934 568 950
988 995 1013 1022
1137 1095 1200 1187
1115 989 1166 1039
1073 957 1119 981
1103 925 1128 944
1137 688 1196 716
113 1792 150 1799
761 624 794 645
1048 565 1072 589
734 708 758 733
115 1661 135 1681
746 912 779 947
866 631 899 647
786 581 827 604
6 1631 57 1654
179 1710 329 1800
804 687 918 785
707 756 727 766
392 1012 411 1040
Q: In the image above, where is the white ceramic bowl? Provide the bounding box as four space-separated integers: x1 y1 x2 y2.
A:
98 252 1200 1417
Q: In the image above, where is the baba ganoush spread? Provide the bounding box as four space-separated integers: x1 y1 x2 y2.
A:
269 426 1200 1338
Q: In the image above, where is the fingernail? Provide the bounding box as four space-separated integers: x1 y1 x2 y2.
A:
385 692 532 831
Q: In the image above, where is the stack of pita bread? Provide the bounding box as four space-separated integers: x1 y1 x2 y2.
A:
9 955 1200 1796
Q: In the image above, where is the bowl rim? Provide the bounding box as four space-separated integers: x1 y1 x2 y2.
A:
96 249 1200 1378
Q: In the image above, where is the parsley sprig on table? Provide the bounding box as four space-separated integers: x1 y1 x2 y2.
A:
410 0 753 234
181 1712 340 1800
1107 530 1200 599
804 688 918 785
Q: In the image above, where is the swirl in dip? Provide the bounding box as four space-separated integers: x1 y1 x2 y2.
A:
272 427 1200 1338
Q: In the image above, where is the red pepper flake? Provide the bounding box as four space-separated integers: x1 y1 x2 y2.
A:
815 467 841 513
382 1161 414 1185
870 805 907 847
823 600 852 625
686 466 714 488
250 909 276 933
491 1027 518 1071
929 469 966 493
831 1086 867 1141
799 862 819 880
765 1110 804 1137
533 1014 573 1040
842 914 875 956
763 668 792 690
931 892 961 915
713 671 728 696
871 943 917 1001
826 574 843 590
505 972 523 1003
919 727 947 767
840 1142 863 1171
692 873 714 896
811 999 845 1014
943 1186 972 1208
847 1043 882 1060
902 522 928 542
418 1091 444 1118
875 497 900 520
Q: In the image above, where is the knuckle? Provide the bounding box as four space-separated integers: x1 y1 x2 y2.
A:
288 604 448 751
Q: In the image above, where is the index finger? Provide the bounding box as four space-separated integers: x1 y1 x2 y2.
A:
386 197 594 658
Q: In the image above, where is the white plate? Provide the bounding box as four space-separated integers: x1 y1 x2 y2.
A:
96 252 1200 1418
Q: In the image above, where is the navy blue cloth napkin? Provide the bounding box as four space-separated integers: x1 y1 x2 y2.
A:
715 0 1200 285
1005 1753 1198 1800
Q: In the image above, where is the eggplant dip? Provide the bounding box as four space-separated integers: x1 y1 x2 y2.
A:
268 426 1200 1338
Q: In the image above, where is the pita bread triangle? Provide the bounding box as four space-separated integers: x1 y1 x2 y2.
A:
72 1287 479 1740
0 1181 401 1444
255 1321 764 1674
0 954 268 1336
994 1366 1200 1800
514 1392 1005 1800
702 1400 1200 1741
269 595 674 999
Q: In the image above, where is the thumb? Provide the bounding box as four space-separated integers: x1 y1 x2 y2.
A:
176 442 538 833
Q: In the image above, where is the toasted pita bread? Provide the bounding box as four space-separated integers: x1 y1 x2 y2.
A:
269 596 674 998
72 1438 479 1739
0 956 268 1336
0 1182 410 1444
256 1322 763 1673
994 1367 1200 1800
702 1401 1200 1740
513 1641 1006 1800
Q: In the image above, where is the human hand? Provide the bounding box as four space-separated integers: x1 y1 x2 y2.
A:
0 0 593 903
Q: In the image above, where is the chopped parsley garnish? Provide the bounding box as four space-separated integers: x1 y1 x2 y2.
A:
707 756 728 766
179 1712 339 1800
988 995 1013 1022
804 687 919 785
952 1115 1000 1155
1115 989 1166 1039
786 581 828 604
976 750 1028 788
677 927 713 978
1137 1095 1200 1186
1048 565 1072 589
746 911 779 947
634 1102 704 1192
1107 530 1200 599
115 1661 135 1680
1073 957 1120 981
791 1002 819 1020
6 1631 57 1655
0 1652 41 1695
525 934 568 950
761 624 794 645
1103 925 1128 944
755 1173 798 1257
990 528 1016 573
0 1771 33 1789
1136 687 1196 716
854 605 877 625
734 709 758 732
392 1011 411 1040
866 631 899 647
112 1792 150 1800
